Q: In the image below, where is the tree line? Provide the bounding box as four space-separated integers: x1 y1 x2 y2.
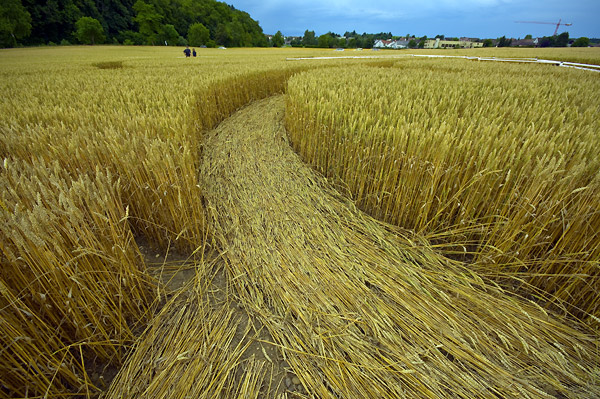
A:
272 31 591 49
274 30 394 49
491 33 590 48
0 0 268 47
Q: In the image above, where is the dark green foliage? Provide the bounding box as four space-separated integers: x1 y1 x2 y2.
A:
0 0 32 47
497 35 512 47
539 32 570 48
353 32 381 48
271 30 283 47
119 29 144 44
187 22 209 46
555 31 569 47
133 0 162 44
20 0 267 47
22 0 81 44
572 37 590 47
75 16 104 44
317 32 338 48
302 30 316 46
156 23 178 45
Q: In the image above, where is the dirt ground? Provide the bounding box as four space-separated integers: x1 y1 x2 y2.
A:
100 236 307 398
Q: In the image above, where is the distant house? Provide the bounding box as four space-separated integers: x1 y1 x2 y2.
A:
373 39 408 49
373 39 390 48
284 36 302 45
424 38 483 49
511 38 538 47
394 40 410 48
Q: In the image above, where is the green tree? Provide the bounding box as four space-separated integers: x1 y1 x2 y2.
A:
417 39 425 48
188 22 209 46
157 23 178 45
572 36 590 47
25 0 82 44
482 39 493 47
539 36 554 47
272 30 283 47
19 0 267 47
302 29 316 46
0 0 31 47
555 31 569 47
497 36 512 47
230 19 249 46
133 0 162 45
359 34 375 48
524 34 532 40
318 32 338 48
215 23 232 46
317 33 329 48
347 37 357 48
97 0 136 40
120 29 145 45
408 39 417 48
74 16 104 44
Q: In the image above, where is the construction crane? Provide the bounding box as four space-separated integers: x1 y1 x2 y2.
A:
515 19 572 36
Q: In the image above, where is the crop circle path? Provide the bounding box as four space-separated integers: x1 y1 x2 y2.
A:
106 95 599 399
198 95 599 398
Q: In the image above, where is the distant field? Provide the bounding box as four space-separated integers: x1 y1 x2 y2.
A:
407 46 600 65
1 45 599 397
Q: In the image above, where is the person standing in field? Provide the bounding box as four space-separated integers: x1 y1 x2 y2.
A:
192 48 197 57
184 46 191 57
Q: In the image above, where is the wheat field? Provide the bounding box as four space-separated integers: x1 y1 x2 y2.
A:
1 45 599 398
286 56 600 322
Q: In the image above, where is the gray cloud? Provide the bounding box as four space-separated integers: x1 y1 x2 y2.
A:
230 0 599 38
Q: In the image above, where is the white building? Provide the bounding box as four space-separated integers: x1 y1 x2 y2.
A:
373 39 408 49
424 38 483 49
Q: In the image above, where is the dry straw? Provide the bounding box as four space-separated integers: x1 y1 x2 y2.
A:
103 258 278 399
2 46 599 397
198 95 600 398
0 47 317 397
0 158 155 397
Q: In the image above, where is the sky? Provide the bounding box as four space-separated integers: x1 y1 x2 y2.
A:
228 0 600 39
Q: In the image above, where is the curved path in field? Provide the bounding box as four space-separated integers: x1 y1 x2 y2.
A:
199 96 598 398
107 96 599 399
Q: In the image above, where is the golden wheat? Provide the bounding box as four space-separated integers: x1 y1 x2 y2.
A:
0 45 337 397
286 58 600 321
198 96 600 398
2 45 598 397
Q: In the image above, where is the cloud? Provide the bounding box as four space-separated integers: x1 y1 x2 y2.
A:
230 0 600 38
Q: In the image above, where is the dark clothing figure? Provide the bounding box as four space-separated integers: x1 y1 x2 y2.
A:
184 47 191 57
192 49 197 57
